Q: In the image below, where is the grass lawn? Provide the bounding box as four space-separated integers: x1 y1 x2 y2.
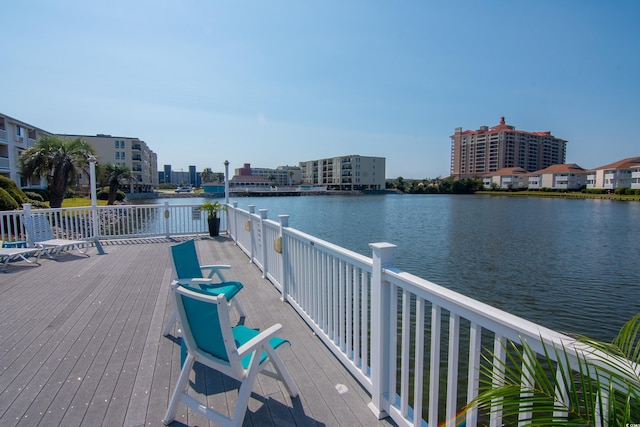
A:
60 198 108 208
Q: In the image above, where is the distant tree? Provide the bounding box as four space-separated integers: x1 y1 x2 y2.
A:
19 135 96 208
103 163 131 205
201 167 213 183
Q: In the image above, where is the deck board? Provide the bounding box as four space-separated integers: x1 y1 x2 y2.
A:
0 236 397 427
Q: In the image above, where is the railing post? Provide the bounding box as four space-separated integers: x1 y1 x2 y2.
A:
368 242 396 419
163 201 171 238
278 215 289 302
259 209 268 278
22 204 32 245
232 202 238 244
248 205 255 263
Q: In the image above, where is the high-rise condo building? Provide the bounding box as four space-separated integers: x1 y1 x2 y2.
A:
450 117 567 178
299 155 386 190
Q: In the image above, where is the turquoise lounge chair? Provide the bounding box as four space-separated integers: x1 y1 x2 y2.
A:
163 283 299 427
162 239 245 337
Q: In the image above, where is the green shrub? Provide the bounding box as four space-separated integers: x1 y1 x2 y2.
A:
0 176 27 206
636 189 640 196
23 188 50 201
0 187 20 211
24 191 44 202
624 188 635 196
64 188 76 198
97 187 126 202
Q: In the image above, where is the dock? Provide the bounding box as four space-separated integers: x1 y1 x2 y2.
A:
0 236 397 427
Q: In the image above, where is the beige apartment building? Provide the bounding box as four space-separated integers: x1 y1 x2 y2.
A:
451 117 567 179
299 155 386 190
59 134 158 192
0 113 51 187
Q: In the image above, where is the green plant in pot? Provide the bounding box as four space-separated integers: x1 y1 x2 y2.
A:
201 201 224 236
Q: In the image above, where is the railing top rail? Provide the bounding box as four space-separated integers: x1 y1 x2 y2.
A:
281 222 373 269
384 267 573 347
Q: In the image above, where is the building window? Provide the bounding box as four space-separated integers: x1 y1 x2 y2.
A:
116 152 120 159
121 152 125 159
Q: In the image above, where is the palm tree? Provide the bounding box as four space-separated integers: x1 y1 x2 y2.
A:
467 313 640 426
103 163 131 205
19 135 96 208
201 167 213 183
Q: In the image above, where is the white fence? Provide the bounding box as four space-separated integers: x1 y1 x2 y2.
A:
0 202 222 243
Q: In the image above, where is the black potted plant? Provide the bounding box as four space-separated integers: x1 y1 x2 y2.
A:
201 201 223 236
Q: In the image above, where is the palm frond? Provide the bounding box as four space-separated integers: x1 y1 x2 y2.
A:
468 313 640 426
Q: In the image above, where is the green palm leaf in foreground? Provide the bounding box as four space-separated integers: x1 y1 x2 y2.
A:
467 313 640 426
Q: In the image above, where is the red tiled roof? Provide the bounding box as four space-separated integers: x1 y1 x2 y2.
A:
485 167 528 176
531 163 587 174
591 156 640 170
452 117 565 141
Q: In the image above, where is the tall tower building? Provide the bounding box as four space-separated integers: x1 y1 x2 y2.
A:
450 117 567 178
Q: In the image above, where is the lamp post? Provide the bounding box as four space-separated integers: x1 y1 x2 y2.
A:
224 160 230 204
88 155 105 254
88 155 97 209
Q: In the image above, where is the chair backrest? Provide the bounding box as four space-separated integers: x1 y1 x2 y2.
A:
170 240 202 280
23 215 56 244
173 284 237 366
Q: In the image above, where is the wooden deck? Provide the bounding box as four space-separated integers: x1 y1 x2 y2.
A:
0 236 397 427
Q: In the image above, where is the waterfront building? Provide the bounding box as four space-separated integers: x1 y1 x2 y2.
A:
528 163 588 190
163 165 172 183
0 113 51 188
299 155 386 190
450 117 567 179
482 167 529 190
586 156 640 190
632 163 640 190
234 163 302 186
59 134 158 192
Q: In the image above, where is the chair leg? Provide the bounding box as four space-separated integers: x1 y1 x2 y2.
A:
231 298 246 318
232 350 263 427
163 353 195 425
162 309 178 337
265 347 299 398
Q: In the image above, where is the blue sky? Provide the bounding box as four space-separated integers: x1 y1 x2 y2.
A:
2 1 639 178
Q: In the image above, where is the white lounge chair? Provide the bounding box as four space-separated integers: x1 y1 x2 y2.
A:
23 214 89 259
0 247 42 271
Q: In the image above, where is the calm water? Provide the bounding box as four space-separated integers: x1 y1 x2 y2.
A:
146 194 640 341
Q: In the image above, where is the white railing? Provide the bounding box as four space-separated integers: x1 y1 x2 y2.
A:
225 202 635 427
0 202 224 243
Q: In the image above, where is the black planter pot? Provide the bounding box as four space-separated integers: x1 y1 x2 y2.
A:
207 217 220 236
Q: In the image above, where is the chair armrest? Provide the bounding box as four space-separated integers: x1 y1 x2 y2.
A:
200 264 231 281
235 323 283 359
174 278 213 286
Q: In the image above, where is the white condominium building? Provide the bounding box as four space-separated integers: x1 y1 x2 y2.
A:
586 156 640 190
0 113 51 187
299 155 386 191
59 134 158 192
